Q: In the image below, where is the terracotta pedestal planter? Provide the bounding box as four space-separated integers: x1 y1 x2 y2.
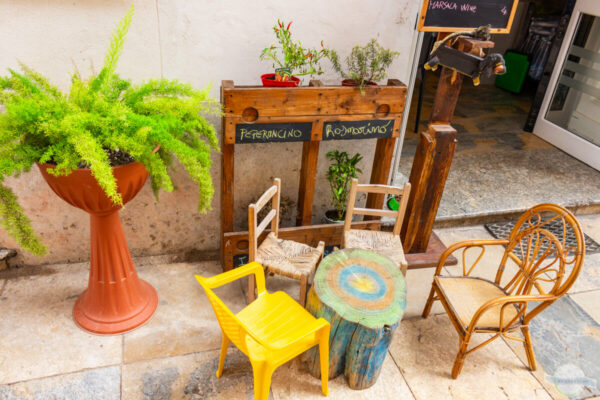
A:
38 162 158 334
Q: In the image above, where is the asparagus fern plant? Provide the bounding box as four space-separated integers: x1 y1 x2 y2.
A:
0 6 220 256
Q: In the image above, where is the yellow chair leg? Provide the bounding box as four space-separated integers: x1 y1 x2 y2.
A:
521 326 537 371
319 329 330 396
252 361 274 400
216 335 229 378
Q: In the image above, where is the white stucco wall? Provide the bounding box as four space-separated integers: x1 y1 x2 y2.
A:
0 0 419 266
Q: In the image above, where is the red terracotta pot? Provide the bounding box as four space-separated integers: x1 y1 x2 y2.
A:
37 161 158 334
341 79 378 87
261 73 300 87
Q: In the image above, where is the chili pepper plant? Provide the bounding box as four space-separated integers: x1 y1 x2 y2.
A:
260 20 330 82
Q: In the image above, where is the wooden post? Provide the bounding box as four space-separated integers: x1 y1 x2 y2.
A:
296 81 323 226
220 81 235 270
408 124 457 253
401 130 435 252
404 37 493 254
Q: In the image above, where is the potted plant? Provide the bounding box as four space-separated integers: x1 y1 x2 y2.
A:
324 150 362 223
260 20 330 87
328 39 400 92
0 6 220 334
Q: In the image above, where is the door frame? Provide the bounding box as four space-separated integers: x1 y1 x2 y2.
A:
533 0 600 171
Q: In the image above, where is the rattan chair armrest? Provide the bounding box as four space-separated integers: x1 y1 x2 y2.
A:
468 294 555 331
434 239 510 275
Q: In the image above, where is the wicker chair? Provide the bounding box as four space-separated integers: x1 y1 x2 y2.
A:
342 178 411 275
422 203 585 378
247 178 325 306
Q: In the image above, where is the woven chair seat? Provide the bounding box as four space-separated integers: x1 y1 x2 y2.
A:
344 229 408 274
257 233 324 280
436 277 522 330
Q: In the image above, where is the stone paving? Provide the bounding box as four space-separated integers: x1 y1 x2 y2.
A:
1 216 600 399
397 79 600 223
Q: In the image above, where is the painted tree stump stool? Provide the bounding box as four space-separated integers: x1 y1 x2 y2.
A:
303 248 406 390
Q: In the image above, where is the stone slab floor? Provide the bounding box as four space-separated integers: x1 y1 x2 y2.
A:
397 75 600 223
2 216 600 399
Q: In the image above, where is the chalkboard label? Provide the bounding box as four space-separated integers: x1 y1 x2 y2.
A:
322 120 394 141
419 0 517 33
235 122 312 143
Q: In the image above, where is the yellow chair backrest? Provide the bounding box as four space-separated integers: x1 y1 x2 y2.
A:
196 262 267 355
198 281 249 354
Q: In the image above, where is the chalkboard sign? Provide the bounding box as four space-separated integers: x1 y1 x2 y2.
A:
418 0 518 33
322 120 394 141
235 122 312 143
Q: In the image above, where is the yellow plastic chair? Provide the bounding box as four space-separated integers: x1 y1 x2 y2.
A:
195 262 330 400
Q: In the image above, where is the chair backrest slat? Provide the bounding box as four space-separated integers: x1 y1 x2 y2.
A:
202 287 249 354
496 204 585 301
249 178 281 262
343 178 411 238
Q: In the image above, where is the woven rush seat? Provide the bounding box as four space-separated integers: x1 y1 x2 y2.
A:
257 232 325 280
435 277 521 330
344 229 408 275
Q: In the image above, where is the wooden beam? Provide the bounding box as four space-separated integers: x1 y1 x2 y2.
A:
405 231 457 269
220 81 235 270
401 130 436 252
297 140 320 226
409 124 457 253
430 67 464 124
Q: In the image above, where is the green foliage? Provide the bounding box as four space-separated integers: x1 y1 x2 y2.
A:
260 20 330 80
328 39 399 92
0 5 220 255
326 150 362 220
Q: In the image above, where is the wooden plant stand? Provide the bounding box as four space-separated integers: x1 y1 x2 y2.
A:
220 80 408 271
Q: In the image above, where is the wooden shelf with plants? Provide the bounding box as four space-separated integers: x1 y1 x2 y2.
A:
220 79 408 271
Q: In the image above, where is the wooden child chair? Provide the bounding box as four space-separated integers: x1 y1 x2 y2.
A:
422 203 585 378
248 178 325 306
343 178 411 275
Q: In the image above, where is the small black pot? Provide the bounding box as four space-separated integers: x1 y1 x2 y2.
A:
323 209 345 224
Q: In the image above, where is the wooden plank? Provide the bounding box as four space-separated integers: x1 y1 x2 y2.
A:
223 85 407 118
357 184 406 195
224 114 402 145
406 231 457 269
253 185 277 210
430 67 464 124
352 208 397 218
365 137 397 218
222 221 381 271
220 80 235 270
409 125 457 253
296 140 320 226
401 131 436 252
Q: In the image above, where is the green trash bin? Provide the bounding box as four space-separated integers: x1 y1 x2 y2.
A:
496 51 530 94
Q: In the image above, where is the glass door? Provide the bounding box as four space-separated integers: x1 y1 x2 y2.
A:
534 0 600 171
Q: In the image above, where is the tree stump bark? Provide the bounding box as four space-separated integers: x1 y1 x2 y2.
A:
302 248 406 390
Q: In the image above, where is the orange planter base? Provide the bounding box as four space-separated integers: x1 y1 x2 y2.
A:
38 162 159 335
74 280 157 334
